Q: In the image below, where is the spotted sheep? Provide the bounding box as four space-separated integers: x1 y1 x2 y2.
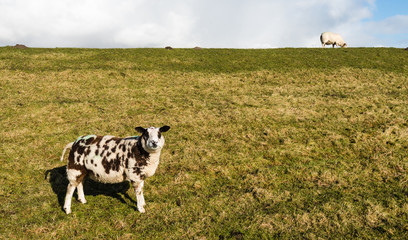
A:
60 126 170 214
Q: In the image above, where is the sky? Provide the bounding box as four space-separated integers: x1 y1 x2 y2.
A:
0 0 407 48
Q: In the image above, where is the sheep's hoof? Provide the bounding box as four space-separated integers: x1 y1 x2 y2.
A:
79 199 87 204
138 207 145 213
64 207 71 214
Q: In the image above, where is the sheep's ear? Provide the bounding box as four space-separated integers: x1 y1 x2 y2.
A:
160 125 170 132
135 127 145 133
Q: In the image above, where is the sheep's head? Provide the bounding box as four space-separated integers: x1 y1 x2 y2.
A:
341 43 347 48
135 126 170 152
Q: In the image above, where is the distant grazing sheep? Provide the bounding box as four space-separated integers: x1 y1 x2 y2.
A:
165 46 173 50
60 126 170 214
320 32 347 48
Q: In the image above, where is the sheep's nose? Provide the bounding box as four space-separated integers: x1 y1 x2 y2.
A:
151 141 158 147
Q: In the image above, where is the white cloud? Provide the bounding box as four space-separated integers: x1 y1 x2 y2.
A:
367 15 408 35
0 0 406 48
113 3 195 47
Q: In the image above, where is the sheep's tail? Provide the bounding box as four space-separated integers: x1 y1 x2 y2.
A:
61 142 74 161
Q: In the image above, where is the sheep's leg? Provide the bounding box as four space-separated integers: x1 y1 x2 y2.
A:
64 168 86 214
64 182 77 214
77 182 87 204
132 180 145 213
322 43 325 48
332 44 335 48
139 181 145 207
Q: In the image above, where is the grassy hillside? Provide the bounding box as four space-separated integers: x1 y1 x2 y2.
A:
1 47 407 239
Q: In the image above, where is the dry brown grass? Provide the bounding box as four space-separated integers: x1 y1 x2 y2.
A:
1 47 408 239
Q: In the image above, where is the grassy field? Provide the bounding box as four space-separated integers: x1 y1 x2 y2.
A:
1 47 407 239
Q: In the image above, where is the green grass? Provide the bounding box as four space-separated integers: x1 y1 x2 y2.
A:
1 47 407 239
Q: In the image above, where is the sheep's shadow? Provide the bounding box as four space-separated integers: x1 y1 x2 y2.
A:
45 166 138 212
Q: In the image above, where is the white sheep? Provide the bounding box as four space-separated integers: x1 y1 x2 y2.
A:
320 32 347 48
60 126 170 214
